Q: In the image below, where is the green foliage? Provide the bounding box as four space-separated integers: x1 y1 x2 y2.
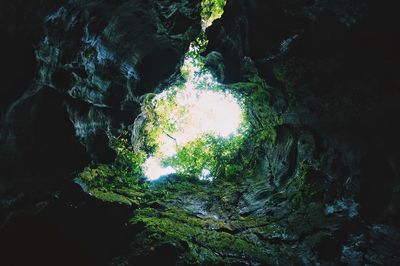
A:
76 131 148 203
151 91 184 135
143 90 184 155
164 134 244 178
180 34 211 82
201 0 227 27
72 0 308 261
110 133 147 175
142 69 248 180
73 2 320 262
142 73 283 183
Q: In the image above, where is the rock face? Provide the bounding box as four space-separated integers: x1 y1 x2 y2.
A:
0 1 200 264
1 0 400 265
0 0 201 188
201 0 400 263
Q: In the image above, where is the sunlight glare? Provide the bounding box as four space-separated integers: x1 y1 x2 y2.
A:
144 78 244 181
143 156 176 181
154 81 244 158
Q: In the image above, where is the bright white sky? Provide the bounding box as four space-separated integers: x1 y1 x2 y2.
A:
156 81 243 158
143 156 176 181
143 80 244 181
143 27 244 181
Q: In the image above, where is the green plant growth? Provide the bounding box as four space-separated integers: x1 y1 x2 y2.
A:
72 1 310 262
76 132 148 204
129 207 271 265
201 0 227 28
142 82 248 180
164 134 245 178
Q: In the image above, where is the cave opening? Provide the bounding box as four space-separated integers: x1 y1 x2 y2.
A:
3 0 400 265
141 50 247 181
72 0 287 263
134 0 248 181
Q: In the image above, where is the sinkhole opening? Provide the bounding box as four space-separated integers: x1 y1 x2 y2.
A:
141 77 247 181
133 0 246 181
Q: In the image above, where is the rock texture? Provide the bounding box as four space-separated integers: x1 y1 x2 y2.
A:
201 0 400 263
1 0 400 265
0 1 201 265
0 0 201 188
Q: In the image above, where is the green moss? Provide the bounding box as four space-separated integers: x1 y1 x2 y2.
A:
230 76 281 145
221 76 283 180
72 3 333 263
74 128 328 264
76 132 148 204
88 188 140 205
130 207 271 265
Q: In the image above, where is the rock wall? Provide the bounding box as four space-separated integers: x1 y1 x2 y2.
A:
1 0 400 265
202 0 400 263
0 1 201 264
0 0 201 190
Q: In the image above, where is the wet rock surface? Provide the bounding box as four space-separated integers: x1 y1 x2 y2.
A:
1 0 400 265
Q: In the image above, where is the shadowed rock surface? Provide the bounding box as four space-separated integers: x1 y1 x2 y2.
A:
0 1 200 264
0 0 201 188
